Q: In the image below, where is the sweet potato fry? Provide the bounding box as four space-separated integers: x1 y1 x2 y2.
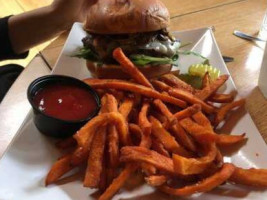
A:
209 91 236 103
151 80 172 92
153 99 177 128
120 146 175 174
99 164 138 200
145 175 168 186
113 47 153 88
180 118 215 143
84 79 187 108
46 154 74 186
174 104 201 120
195 74 229 100
216 133 246 146
173 144 217 175
170 123 197 152
150 116 191 157
73 112 130 147
70 146 89 166
229 167 267 187
160 163 235 196
118 98 134 119
214 99 246 126
105 93 118 112
138 103 152 135
151 137 170 157
56 137 77 149
84 126 107 188
108 125 119 168
169 88 215 113
160 73 194 93
192 111 213 131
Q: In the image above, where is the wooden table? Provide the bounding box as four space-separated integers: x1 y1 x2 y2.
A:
40 0 267 142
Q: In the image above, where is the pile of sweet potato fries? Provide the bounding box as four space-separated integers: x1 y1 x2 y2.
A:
46 48 267 200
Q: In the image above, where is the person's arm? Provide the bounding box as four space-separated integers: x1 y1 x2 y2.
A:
8 0 96 55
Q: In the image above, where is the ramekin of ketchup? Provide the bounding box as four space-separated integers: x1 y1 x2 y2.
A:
27 75 100 138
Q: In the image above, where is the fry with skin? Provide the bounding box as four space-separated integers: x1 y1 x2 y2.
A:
150 116 191 157
160 73 194 93
46 154 74 186
160 163 235 196
174 104 202 120
113 47 153 88
84 126 107 188
84 79 187 108
145 175 168 186
195 74 229 100
214 99 246 126
229 167 267 187
169 88 215 113
173 144 217 175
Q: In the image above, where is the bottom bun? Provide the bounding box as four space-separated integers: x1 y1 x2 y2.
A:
86 61 172 79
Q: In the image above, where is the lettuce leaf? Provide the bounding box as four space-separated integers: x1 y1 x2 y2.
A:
130 54 179 66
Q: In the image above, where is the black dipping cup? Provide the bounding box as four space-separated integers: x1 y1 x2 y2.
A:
27 75 100 138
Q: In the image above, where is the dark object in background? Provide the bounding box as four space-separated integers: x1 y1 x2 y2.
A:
0 64 24 102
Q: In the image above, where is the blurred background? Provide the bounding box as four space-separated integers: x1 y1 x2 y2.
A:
0 0 52 67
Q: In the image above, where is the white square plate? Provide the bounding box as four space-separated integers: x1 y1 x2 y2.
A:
0 23 266 200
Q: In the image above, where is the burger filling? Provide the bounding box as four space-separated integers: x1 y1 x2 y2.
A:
76 29 181 66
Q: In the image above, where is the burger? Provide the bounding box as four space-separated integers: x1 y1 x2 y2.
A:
76 0 181 79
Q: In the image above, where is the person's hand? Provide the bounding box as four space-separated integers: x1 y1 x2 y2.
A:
51 0 97 29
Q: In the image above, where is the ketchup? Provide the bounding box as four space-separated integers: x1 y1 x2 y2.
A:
33 84 97 121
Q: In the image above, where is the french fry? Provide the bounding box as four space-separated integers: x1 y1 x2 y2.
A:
118 98 134 119
216 133 246 146
113 47 153 88
160 73 194 93
180 118 215 143
46 154 74 186
170 123 197 152
160 163 235 196
73 112 130 147
150 116 191 157
138 103 152 136
99 164 138 200
173 144 217 175
84 126 107 188
195 74 229 100
169 88 215 113
229 167 267 187
209 92 236 103
151 80 172 92
174 104 201 120
120 146 175 174
84 79 187 108
214 99 246 126
151 137 170 157
145 175 168 186
153 99 177 128
192 111 213 131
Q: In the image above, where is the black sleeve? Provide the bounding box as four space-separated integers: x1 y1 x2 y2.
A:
0 16 29 61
